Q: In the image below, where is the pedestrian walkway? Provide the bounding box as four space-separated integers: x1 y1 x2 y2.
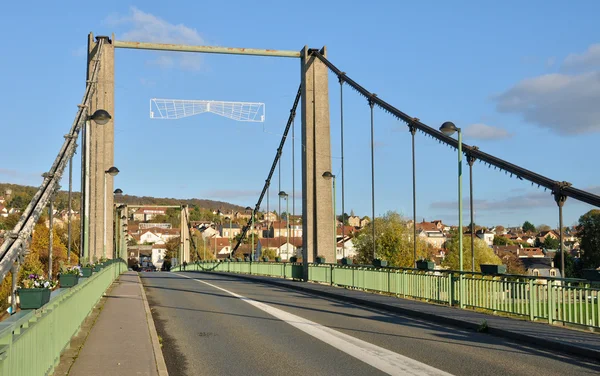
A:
182 270 600 361
68 272 167 376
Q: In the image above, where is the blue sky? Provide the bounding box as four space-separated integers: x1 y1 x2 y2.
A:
1 1 599 228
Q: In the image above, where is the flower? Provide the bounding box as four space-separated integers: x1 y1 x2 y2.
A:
61 265 83 276
20 274 57 289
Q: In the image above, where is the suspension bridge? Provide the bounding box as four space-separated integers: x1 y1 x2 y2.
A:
0 34 599 375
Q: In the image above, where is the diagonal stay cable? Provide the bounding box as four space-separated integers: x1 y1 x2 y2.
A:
232 84 302 255
0 40 106 281
310 50 600 208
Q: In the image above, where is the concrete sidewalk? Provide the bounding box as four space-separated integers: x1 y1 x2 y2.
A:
67 272 168 376
182 270 600 361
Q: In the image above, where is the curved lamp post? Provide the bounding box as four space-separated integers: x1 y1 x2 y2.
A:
322 171 337 260
103 166 119 259
278 191 289 259
440 121 464 308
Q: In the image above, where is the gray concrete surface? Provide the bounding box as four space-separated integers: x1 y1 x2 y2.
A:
69 272 163 376
142 271 600 376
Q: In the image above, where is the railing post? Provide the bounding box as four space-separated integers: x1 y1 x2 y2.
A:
547 280 553 325
529 279 535 322
330 264 334 286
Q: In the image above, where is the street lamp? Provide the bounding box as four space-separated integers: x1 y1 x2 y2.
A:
322 171 337 260
104 166 119 259
246 206 255 260
278 191 289 260
439 121 463 273
88 109 112 125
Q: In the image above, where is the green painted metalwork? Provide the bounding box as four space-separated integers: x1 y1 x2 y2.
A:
0 260 126 376
173 261 600 329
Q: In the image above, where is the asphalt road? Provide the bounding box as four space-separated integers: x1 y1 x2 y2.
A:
141 272 599 376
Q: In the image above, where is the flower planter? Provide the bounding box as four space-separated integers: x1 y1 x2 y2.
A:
59 274 80 288
373 259 388 267
275 257 282 262
289 256 298 263
19 288 51 310
582 269 600 281
480 264 507 275
416 260 435 271
262 257 269 262
315 257 326 264
81 267 93 278
93 265 104 272
341 257 353 265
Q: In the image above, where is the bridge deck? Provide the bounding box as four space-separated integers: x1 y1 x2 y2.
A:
139 272 598 375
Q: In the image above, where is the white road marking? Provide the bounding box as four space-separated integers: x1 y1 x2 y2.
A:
175 273 453 376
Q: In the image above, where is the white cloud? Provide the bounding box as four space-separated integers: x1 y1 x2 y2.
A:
463 123 512 140
107 7 204 71
494 43 600 135
494 71 600 134
563 44 600 71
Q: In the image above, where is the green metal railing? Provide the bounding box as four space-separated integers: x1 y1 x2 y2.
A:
173 261 600 329
0 260 126 376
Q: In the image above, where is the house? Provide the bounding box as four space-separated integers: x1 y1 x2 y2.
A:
476 229 495 247
347 215 361 227
518 247 545 258
258 237 303 260
359 217 370 228
220 223 241 239
268 221 290 238
262 211 278 222
336 238 357 260
415 220 447 248
139 222 172 229
520 258 562 279
139 227 180 245
132 207 167 221
492 245 522 256
210 238 232 259
536 230 559 244
151 243 167 269
431 220 450 232
0 205 8 218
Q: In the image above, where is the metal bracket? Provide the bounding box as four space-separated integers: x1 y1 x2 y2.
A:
552 181 572 207
467 146 479 166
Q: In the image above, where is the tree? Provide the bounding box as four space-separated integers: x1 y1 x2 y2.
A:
353 211 433 267
261 248 277 260
553 251 581 278
578 209 600 269
493 236 514 246
536 224 551 233
522 221 536 233
542 236 560 250
29 223 74 279
442 236 502 272
501 252 526 275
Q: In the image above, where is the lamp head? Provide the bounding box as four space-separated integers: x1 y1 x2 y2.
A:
322 171 335 179
105 166 119 176
114 188 123 195
439 121 458 136
278 191 288 198
89 109 112 125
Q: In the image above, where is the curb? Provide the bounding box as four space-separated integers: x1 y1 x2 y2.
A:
138 274 169 376
189 270 599 362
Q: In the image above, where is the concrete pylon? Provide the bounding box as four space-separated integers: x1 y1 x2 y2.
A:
301 46 334 280
86 33 115 261
180 205 191 262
